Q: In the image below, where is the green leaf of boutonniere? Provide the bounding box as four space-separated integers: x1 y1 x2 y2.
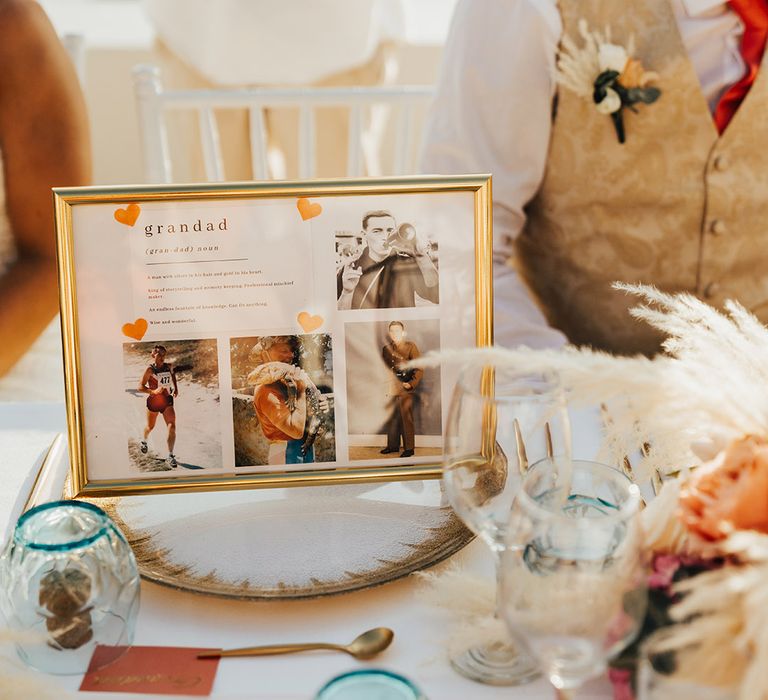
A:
593 70 621 105
625 87 661 105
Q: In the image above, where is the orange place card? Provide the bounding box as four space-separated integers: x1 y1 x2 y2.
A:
79 645 220 696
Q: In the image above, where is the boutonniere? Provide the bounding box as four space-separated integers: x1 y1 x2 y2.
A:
557 20 662 144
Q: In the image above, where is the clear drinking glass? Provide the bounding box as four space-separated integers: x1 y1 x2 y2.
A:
0 500 141 674
442 366 571 685
500 459 646 699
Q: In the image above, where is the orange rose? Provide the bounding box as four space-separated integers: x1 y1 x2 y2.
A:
679 435 768 541
619 58 659 89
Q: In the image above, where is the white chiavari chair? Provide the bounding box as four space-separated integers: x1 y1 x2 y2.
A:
132 64 435 183
61 33 86 86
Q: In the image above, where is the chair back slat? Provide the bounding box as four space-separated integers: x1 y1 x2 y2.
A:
198 108 225 181
346 105 364 177
133 65 173 183
248 107 269 180
299 106 316 179
393 104 414 176
62 33 86 86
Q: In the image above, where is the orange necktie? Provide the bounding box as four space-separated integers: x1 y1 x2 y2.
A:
714 0 768 132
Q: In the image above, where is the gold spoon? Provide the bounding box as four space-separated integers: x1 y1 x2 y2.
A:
197 627 394 660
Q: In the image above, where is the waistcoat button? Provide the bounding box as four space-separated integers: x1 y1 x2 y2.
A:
704 282 721 299
713 155 729 172
709 219 727 236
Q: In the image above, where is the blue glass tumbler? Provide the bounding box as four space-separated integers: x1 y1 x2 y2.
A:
0 500 140 674
316 669 427 700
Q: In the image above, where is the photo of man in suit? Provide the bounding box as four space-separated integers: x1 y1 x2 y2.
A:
380 321 422 458
344 318 441 462
336 210 439 310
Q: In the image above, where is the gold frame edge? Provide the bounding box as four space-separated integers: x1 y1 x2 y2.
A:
54 175 493 498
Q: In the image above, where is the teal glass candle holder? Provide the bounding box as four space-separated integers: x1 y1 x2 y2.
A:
0 500 140 674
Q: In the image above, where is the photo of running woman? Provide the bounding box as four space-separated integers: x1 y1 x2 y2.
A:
138 345 179 469
123 339 223 472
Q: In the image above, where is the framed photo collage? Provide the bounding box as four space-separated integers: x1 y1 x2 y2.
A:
54 176 492 497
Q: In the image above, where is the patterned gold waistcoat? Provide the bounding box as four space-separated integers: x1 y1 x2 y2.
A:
516 0 768 356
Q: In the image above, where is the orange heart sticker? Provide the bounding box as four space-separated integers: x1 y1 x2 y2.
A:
297 311 324 333
296 198 322 221
114 203 141 227
122 318 148 340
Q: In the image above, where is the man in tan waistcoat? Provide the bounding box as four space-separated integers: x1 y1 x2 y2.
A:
422 0 768 356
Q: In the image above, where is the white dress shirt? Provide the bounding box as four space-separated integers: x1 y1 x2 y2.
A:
420 0 745 349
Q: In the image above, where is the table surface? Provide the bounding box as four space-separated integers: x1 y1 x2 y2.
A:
0 402 612 700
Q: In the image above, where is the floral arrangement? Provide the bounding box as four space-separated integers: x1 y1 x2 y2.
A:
557 21 661 143
413 285 768 698
610 436 768 699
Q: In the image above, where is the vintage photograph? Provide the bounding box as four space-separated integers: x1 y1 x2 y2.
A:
123 339 222 471
230 334 336 467
345 319 442 461
336 209 439 310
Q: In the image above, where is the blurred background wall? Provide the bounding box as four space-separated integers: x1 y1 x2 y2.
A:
40 0 458 185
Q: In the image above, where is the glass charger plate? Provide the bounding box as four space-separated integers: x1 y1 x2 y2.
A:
85 480 472 600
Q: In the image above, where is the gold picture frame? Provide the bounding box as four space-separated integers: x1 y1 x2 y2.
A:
54 175 493 497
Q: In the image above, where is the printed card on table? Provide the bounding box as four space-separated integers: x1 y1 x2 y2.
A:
80 645 219 695
54 176 492 497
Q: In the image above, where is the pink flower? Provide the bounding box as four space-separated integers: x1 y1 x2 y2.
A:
679 435 768 541
608 668 635 700
647 554 681 590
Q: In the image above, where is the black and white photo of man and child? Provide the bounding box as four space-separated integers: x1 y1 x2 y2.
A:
124 339 223 472
345 319 442 462
230 335 335 468
336 209 439 310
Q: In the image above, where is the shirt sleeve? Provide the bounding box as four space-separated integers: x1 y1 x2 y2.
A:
420 0 567 349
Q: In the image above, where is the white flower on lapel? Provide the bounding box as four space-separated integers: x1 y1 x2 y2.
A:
598 43 629 73
595 87 622 114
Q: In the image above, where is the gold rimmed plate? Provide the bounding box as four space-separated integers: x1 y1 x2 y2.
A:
86 480 472 599
25 413 473 600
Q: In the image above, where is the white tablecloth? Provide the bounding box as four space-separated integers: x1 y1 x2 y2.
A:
0 402 612 699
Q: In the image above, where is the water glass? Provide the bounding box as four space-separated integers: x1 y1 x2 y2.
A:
500 459 646 699
0 500 141 674
443 366 571 685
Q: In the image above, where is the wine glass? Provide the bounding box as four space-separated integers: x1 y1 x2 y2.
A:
442 365 571 685
500 459 647 699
